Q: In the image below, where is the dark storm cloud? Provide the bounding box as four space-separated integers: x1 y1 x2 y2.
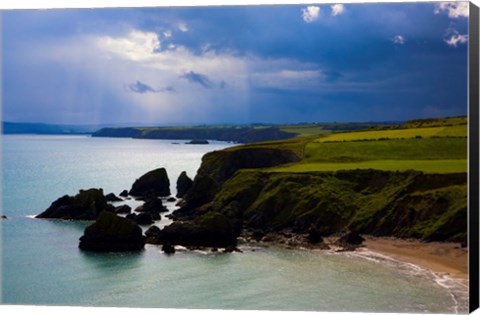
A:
128 81 158 93
1 3 469 124
180 71 214 89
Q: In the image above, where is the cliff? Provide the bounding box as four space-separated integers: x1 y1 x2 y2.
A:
173 144 467 243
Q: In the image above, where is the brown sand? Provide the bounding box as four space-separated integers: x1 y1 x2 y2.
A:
361 236 468 284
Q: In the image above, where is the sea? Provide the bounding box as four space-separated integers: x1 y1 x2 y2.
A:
0 135 466 313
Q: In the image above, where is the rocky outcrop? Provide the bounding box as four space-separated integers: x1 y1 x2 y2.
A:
129 168 171 197
36 188 114 220
79 211 145 251
176 171 193 198
134 198 167 213
179 147 300 212
153 212 237 248
335 231 365 246
115 205 132 214
106 193 122 202
119 190 129 197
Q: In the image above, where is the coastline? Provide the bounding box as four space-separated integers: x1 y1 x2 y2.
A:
349 236 469 314
361 236 468 282
245 233 469 313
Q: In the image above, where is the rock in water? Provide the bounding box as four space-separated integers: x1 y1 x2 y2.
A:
129 168 171 197
162 243 175 254
155 212 237 248
36 188 114 220
176 171 193 198
79 211 145 252
114 205 132 214
134 198 167 213
105 193 122 202
119 190 129 197
187 139 209 145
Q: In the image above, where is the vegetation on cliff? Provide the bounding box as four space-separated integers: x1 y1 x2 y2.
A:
173 116 468 244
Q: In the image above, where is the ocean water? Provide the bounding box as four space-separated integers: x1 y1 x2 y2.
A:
0 135 462 313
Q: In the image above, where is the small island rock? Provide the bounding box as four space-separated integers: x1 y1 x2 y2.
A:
115 204 132 214
176 171 193 198
119 190 129 197
79 211 145 252
36 188 114 220
106 193 123 202
129 168 171 197
187 139 209 145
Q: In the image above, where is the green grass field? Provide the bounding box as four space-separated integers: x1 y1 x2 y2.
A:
315 125 467 142
269 159 467 174
265 122 467 174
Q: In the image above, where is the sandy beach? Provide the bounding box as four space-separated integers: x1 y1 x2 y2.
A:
361 236 468 282
356 236 469 313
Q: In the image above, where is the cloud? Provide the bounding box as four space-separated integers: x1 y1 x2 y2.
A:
331 4 345 16
96 30 160 60
434 2 469 18
392 35 406 45
127 81 175 94
444 34 468 47
128 81 158 93
178 22 189 32
180 71 214 88
302 6 320 23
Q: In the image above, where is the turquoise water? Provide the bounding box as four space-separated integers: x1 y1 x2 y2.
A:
1 135 460 312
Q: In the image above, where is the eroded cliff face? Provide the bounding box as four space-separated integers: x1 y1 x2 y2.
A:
174 146 467 243
180 147 301 210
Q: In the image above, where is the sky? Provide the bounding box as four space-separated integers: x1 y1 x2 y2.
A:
1 1 471 125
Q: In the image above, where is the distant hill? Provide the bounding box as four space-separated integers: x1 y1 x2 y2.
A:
91 122 399 144
2 122 100 135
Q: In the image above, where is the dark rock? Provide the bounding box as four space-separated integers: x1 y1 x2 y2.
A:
126 213 137 221
167 197 176 202
336 231 365 246
36 188 114 220
307 227 323 244
161 243 175 254
129 168 171 197
145 225 161 238
106 193 122 202
119 190 129 197
155 212 237 248
1 215 7 219
252 229 265 242
135 198 167 213
176 171 193 198
115 205 132 214
79 211 145 252
187 139 209 145
135 213 154 226
223 245 243 253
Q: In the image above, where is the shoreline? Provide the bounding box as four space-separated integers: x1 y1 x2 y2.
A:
240 232 469 313
335 235 469 314
360 236 468 282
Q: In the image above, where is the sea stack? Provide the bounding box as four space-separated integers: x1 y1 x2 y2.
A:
129 168 171 197
79 211 145 252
